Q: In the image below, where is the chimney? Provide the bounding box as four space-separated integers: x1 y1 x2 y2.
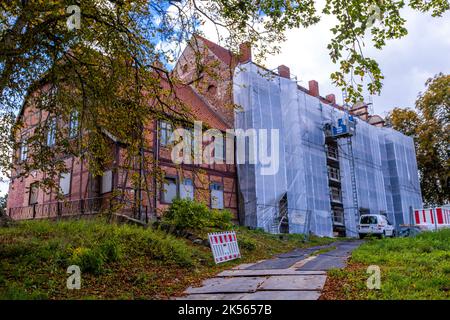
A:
278 65 290 79
308 80 319 97
350 102 369 121
326 94 336 104
239 42 252 63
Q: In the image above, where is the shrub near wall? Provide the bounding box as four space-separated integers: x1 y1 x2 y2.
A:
162 198 233 231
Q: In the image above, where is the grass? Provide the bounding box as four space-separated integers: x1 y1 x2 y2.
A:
0 218 333 300
322 229 450 300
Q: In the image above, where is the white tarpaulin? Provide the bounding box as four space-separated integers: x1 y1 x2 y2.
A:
233 62 422 237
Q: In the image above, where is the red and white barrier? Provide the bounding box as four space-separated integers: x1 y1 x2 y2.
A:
208 231 241 264
414 207 450 229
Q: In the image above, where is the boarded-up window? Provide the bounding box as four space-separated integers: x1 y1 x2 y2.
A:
163 177 177 203
101 170 113 194
29 182 39 205
210 183 224 209
180 178 194 200
59 172 71 195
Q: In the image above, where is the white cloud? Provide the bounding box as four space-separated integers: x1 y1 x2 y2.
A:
200 4 449 115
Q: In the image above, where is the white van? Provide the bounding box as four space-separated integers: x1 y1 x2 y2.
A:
358 214 395 239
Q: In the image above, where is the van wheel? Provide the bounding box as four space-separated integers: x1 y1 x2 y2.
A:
391 231 396 238
358 233 365 239
379 231 386 239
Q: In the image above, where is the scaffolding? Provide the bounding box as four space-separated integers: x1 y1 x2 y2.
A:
233 62 422 237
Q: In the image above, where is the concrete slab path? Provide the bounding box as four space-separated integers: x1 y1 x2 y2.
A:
177 240 363 300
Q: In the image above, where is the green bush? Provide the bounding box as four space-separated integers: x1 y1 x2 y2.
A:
99 238 122 262
210 209 233 229
238 237 257 251
69 247 104 274
162 198 233 230
143 232 194 267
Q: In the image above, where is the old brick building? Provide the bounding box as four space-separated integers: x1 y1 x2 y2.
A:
7 35 243 222
7 36 407 237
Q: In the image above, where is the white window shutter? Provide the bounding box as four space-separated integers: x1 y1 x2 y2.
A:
59 172 71 195
101 170 113 194
163 178 177 203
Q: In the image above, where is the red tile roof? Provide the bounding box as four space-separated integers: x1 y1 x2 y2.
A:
195 35 238 67
172 83 230 131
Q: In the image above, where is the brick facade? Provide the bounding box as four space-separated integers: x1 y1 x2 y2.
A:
7 37 240 222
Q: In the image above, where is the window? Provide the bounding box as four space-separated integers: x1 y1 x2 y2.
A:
183 127 195 157
101 170 113 194
159 121 173 147
162 177 177 203
360 215 378 225
330 187 342 203
29 182 39 205
59 172 71 195
214 136 225 161
180 178 194 200
19 138 28 162
69 111 79 138
207 84 217 95
210 183 224 209
46 118 57 146
328 166 340 181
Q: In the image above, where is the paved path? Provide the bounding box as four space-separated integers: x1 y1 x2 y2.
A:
177 240 363 300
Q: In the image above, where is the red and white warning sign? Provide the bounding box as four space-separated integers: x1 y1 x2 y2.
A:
208 231 241 264
414 207 450 228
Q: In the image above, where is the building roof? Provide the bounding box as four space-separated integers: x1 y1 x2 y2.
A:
171 83 230 131
194 35 237 67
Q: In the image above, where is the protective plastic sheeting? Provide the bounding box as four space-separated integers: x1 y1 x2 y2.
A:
233 62 422 237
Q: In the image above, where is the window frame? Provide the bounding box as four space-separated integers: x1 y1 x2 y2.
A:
19 137 28 162
326 145 339 160
46 118 57 146
28 182 39 205
210 182 224 209
327 166 340 181
100 170 113 194
161 176 178 204
59 172 72 196
179 178 194 200
159 121 173 147
68 110 79 138
213 135 226 162
330 186 342 203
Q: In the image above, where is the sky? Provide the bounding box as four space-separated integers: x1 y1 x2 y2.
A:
1 4 449 197
200 4 449 117
262 6 450 117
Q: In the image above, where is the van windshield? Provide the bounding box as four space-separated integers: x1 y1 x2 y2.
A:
360 216 378 224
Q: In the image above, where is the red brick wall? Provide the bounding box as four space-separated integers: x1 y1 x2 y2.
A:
7 42 239 222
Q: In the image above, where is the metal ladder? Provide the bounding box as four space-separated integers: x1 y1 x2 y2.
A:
347 136 359 227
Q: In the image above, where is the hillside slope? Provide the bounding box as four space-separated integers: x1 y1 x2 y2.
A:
0 218 333 299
